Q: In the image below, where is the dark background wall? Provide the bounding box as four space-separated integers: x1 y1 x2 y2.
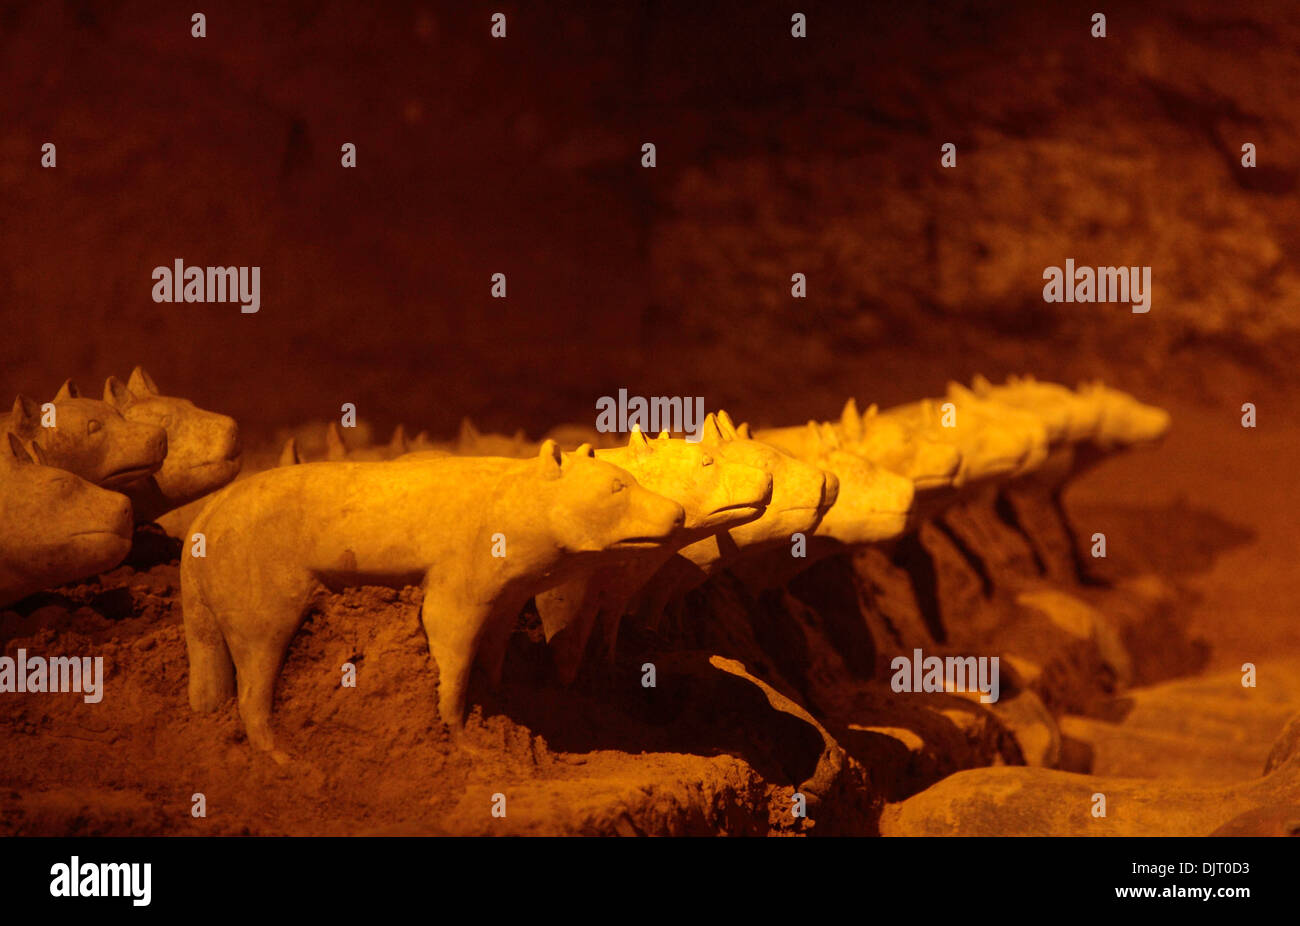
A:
3 0 1297 441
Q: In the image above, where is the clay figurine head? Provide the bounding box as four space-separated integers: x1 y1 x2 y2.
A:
740 419 913 544
103 367 241 515
968 374 1101 445
842 399 963 490
882 396 1042 484
0 433 133 607
7 383 167 490
802 427 915 544
702 411 837 544
944 382 1051 475
599 427 773 535
1077 381 1172 450
539 441 685 553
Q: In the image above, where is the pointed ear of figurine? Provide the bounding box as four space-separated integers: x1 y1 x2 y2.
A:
103 376 135 410
28 440 50 466
279 438 302 466
820 422 841 449
390 424 409 453
716 410 739 440
736 422 752 439
54 379 80 401
627 425 651 458
128 366 160 396
657 429 670 441
6 433 33 465
458 417 480 446
537 438 563 479
326 422 348 460
700 413 726 446
863 402 879 419
841 398 863 439
971 374 992 395
574 442 596 458
10 395 40 432
949 382 975 401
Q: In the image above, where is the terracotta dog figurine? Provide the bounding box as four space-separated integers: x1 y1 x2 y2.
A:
103 367 242 522
6 384 167 490
182 441 685 753
1078 380 1172 453
453 418 538 458
534 426 774 682
0 434 133 607
875 398 1037 488
967 375 1100 449
966 374 1169 481
756 399 962 492
941 383 1051 477
727 421 915 591
965 375 1171 581
628 411 839 626
326 422 412 462
280 422 414 465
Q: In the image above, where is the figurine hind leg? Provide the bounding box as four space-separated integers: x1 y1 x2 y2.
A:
222 578 317 755
182 578 236 712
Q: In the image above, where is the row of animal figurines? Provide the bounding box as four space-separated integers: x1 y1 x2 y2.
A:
0 368 1170 756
